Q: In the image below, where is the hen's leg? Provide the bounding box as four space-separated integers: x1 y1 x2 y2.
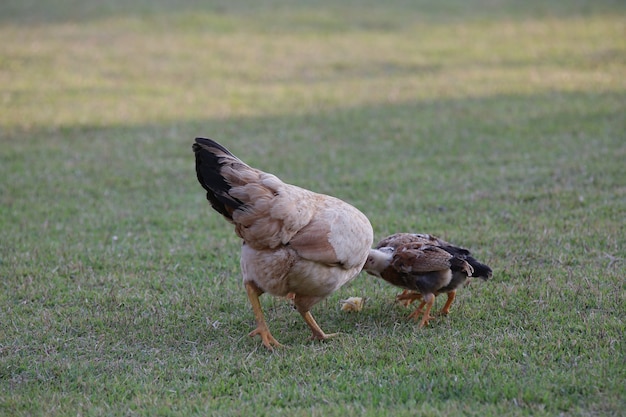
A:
396 290 422 307
439 290 456 316
301 311 339 340
293 295 338 341
244 281 283 350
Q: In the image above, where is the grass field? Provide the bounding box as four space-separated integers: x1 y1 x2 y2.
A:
1 1 625 415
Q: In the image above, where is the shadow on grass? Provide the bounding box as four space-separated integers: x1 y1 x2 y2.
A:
1 0 624 26
3 89 623 172
2 90 623 250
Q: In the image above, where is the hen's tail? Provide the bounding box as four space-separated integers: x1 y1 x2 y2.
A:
193 137 250 221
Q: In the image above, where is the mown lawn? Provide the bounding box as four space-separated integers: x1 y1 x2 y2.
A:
1 1 625 416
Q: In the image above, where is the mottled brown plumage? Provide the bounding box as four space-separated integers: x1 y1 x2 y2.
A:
193 138 373 349
364 233 491 327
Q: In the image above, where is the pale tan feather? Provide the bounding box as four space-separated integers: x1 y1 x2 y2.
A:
194 138 374 347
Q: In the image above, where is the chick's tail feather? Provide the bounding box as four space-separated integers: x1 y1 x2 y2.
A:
193 137 249 221
441 241 492 280
449 257 474 277
467 258 492 280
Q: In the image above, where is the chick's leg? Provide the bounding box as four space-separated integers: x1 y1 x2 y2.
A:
439 290 456 316
396 290 423 307
408 293 435 328
407 300 426 320
244 281 283 350
418 293 436 328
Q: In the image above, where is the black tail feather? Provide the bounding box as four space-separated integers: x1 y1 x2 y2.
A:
194 137 235 156
466 258 492 279
449 256 473 276
193 138 245 220
439 244 471 258
438 243 492 280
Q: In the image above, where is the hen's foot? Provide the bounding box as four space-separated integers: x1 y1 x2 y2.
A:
248 326 284 350
309 331 340 341
299 310 339 342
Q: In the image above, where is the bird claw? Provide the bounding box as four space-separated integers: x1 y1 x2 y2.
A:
248 326 284 350
309 331 340 341
407 309 422 320
418 317 435 328
407 309 435 328
397 298 415 307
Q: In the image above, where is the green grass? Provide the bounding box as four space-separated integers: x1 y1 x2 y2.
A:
1 1 625 416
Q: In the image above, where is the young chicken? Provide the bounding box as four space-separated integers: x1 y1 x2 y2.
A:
193 138 373 349
363 233 492 327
